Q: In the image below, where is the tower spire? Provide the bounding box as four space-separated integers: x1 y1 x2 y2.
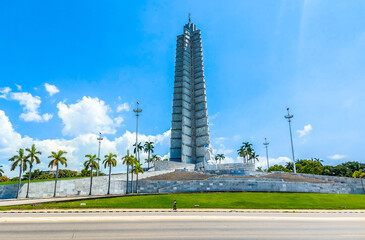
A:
189 13 191 23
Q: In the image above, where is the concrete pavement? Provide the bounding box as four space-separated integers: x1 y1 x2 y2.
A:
0 211 364 239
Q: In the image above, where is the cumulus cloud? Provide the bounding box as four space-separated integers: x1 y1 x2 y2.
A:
116 103 130 112
255 156 292 169
15 84 22 91
114 116 124 126
44 83 60 96
0 110 170 178
213 144 233 156
42 113 53 122
0 87 11 99
155 129 171 146
10 92 53 122
229 153 291 170
297 124 312 137
0 110 24 155
57 96 123 136
327 154 346 160
161 152 170 160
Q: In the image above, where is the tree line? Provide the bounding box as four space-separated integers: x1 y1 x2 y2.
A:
265 158 365 178
0 141 165 199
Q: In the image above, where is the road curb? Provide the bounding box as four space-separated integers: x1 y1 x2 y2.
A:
1 209 365 214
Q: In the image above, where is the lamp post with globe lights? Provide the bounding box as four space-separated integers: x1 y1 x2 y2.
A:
284 108 297 173
133 102 142 161
263 138 270 170
97 132 103 176
131 102 142 193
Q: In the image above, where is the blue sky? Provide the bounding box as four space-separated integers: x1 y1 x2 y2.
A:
1 0 365 176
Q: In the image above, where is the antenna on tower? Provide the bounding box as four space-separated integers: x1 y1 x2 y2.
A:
189 13 191 23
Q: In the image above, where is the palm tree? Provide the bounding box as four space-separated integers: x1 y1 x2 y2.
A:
133 142 143 161
150 154 161 167
214 155 219 164
216 154 225 164
312 158 323 163
24 144 42 198
237 146 246 163
122 150 135 194
250 152 259 163
9 148 27 198
132 160 144 194
84 154 100 195
244 142 254 163
0 165 4 176
48 150 68 197
103 153 117 195
132 142 143 192
144 141 154 169
285 162 294 171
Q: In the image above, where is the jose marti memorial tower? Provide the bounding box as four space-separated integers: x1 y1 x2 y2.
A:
170 15 211 165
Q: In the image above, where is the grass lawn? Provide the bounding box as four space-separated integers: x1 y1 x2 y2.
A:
1 192 365 210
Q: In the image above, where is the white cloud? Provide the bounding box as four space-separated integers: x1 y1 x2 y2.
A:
209 112 220 120
10 92 52 122
213 144 233 156
155 129 171 146
116 103 130 112
297 124 312 137
57 96 123 136
0 109 171 178
42 113 53 122
0 87 11 99
11 92 41 112
0 110 24 155
255 156 292 169
213 137 227 145
161 152 170 160
15 84 22 91
44 83 60 96
114 116 124 126
327 154 346 160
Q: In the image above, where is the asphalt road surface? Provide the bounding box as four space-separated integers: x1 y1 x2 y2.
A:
0 211 364 239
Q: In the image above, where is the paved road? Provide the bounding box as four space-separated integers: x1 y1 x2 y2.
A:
0 211 364 239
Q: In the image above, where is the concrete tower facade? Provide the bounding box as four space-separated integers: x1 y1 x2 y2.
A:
170 15 210 164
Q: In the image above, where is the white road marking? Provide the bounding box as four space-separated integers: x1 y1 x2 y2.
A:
1 215 365 223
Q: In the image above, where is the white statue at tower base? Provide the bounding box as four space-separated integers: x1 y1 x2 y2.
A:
195 144 217 171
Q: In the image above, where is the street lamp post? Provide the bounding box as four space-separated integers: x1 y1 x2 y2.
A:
284 108 297 173
97 132 103 176
263 138 270 170
132 102 142 193
133 102 142 161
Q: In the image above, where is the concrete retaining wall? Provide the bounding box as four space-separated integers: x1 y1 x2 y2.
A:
295 173 365 184
2 171 364 199
137 179 364 194
0 170 173 199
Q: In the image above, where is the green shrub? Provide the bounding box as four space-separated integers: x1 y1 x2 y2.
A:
22 169 45 180
0 176 10 182
268 164 290 172
58 169 77 178
353 169 365 178
35 173 54 179
11 177 19 182
296 160 323 175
